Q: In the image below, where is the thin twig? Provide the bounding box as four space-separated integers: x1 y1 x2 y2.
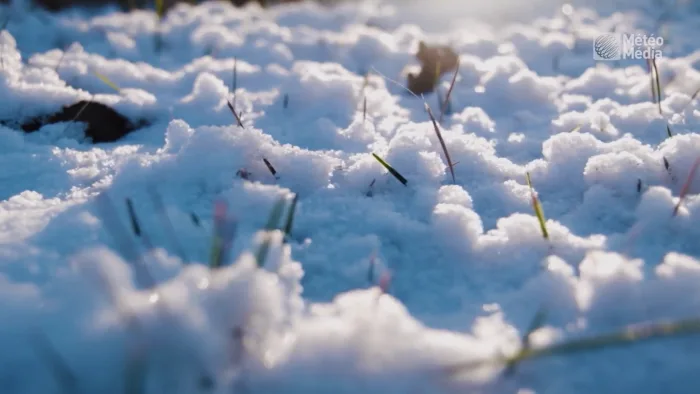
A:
439 59 459 123
226 99 244 127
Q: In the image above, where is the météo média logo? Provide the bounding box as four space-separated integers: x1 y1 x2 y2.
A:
593 33 663 61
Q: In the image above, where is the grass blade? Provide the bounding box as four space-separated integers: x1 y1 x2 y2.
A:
264 196 287 231
190 212 201 227
663 156 677 182
504 306 548 376
378 271 392 294
226 99 244 128
31 332 78 394
679 84 700 113
672 156 700 216
522 307 548 349
647 58 661 112
125 198 142 237
526 172 549 240
367 251 376 283
95 192 155 288
94 72 121 92
439 58 459 123
61 100 93 135
512 317 700 362
568 123 583 133
208 201 225 268
425 103 456 184
648 63 657 106
282 193 298 242
124 338 149 394
366 178 376 197
262 158 279 180
209 200 237 269
155 0 165 19
147 187 188 263
125 198 154 250
254 196 288 267
361 71 370 122
372 153 408 186
647 58 672 138
447 316 700 376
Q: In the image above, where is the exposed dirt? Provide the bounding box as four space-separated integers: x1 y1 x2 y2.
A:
18 100 147 143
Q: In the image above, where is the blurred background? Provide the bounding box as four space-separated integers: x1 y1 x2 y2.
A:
9 0 699 27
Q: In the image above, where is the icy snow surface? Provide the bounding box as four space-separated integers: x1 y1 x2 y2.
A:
2 0 700 392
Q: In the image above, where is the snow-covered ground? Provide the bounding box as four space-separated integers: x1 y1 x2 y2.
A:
2 0 700 392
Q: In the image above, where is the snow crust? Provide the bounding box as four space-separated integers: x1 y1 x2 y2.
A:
1 0 700 392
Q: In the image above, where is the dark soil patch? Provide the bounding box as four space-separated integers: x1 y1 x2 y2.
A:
16 100 147 143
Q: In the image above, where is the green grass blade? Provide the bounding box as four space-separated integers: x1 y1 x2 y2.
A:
282 193 298 242
568 123 583 133
94 72 121 92
512 317 700 362
372 153 408 186
522 307 548 349
447 316 700 377
504 306 548 375
209 201 227 268
526 172 548 240
255 196 288 267
264 196 287 231
155 0 164 19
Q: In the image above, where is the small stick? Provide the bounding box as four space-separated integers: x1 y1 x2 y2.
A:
125 198 154 250
366 178 376 197
426 103 456 184
262 158 279 180
190 212 201 227
672 156 700 216
226 100 244 127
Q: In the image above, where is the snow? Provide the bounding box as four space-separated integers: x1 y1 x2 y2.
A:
1 0 700 392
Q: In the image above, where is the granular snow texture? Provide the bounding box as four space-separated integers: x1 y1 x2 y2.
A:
1 0 700 393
